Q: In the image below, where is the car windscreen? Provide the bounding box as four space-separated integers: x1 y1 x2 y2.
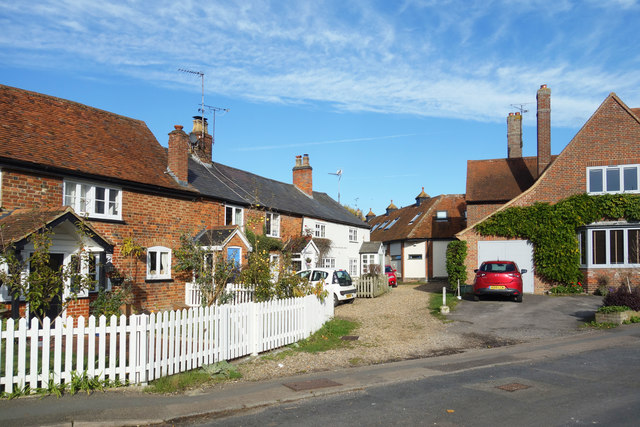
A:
385 266 393 273
480 263 515 273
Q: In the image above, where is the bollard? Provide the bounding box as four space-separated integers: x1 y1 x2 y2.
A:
440 286 450 314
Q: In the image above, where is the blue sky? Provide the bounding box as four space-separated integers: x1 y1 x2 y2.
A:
1 1 640 216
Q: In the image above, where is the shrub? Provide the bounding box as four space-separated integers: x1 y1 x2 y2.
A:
597 305 631 313
549 282 584 294
446 240 467 290
602 285 640 311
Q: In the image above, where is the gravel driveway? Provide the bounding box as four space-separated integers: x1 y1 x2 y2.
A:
236 282 603 381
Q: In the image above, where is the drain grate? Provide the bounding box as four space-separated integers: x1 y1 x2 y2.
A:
341 335 359 341
282 378 342 392
496 382 531 392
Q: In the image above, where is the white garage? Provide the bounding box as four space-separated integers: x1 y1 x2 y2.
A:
477 240 534 293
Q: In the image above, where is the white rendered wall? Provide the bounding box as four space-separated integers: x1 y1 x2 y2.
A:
403 241 426 279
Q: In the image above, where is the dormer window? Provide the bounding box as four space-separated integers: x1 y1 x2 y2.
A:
63 180 121 220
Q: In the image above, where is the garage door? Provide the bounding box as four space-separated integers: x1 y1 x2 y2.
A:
477 240 534 294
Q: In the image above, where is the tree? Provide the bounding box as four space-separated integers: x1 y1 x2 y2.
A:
0 221 97 324
342 204 364 220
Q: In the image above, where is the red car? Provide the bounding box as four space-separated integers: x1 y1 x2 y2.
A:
473 261 526 302
385 265 397 287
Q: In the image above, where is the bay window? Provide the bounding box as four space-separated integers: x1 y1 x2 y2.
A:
579 225 640 267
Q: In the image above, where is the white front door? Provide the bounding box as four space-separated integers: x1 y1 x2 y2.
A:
477 240 534 293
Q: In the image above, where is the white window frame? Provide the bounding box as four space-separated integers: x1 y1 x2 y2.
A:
587 164 640 195
265 212 281 237
315 223 326 238
225 205 244 226
322 258 335 268
269 253 280 282
147 246 172 280
436 210 448 220
63 180 122 220
578 225 640 268
349 258 358 276
349 228 358 242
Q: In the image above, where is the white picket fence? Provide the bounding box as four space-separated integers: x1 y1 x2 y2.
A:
185 282 255 307
0 294 333 394
355 275 390 298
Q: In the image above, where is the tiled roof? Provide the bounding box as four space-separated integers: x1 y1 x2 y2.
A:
195 226 238 247
369 194 466 242
359 241 383 254
466 156 557 203
0 84 188 192
0 207 113 250
188 159 370 228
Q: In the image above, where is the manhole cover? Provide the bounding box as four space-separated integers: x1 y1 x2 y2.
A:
341 335 359 341
496 383 531 392
282 378 342 392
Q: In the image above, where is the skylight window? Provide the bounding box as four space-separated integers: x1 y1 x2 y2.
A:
371 223 381 231
384 218 399 230
378 221 389 230
408 213 421 224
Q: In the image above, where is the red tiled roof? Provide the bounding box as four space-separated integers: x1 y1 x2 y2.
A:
0 84 187 191
466 156 556 203
369 194 466 242
0 207 113 250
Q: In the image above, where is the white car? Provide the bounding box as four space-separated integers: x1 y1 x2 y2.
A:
296 268 357 306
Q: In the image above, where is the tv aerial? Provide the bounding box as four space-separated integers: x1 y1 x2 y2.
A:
203 104 230 146
510 103 532 115
178 68 205 139
329 169 343 203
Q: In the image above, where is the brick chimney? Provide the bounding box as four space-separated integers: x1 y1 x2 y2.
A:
190 116 213 164
507 112 523 158
537 84 551 177
168 125 189 185
293 154 313 196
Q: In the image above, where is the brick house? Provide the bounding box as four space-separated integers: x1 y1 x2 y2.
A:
0 84 369 319
458 84 640 294
367 189 466 281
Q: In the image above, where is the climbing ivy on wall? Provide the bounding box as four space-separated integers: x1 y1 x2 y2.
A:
474 193 640 285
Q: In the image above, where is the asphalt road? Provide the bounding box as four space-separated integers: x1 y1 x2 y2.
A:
197 327 640 426
445 293 604 344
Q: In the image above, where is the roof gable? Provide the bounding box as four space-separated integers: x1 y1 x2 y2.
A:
0 85 187 192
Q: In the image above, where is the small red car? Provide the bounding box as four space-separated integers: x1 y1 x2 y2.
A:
385 265 397 287
473 261 526 302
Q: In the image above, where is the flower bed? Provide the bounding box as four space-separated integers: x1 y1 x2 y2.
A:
595 309 640 324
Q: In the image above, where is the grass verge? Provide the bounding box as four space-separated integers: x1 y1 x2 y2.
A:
144 361 242 394
429 289 460 321
294 317 359 353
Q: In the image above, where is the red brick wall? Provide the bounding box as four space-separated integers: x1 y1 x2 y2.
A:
460 95 640 294
1 168 229 317
467 203 504 226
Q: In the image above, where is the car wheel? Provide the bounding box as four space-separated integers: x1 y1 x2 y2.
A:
346 298 355 304
473 294 480 302
515 294 523 303
334 294 339 307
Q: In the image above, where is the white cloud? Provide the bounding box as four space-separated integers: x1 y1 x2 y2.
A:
1 0 639 127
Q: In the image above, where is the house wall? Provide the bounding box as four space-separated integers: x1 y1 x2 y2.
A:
467 203 505 226
302 217 369 275
460 95 640 293
0 168 231 315
403 240 426 280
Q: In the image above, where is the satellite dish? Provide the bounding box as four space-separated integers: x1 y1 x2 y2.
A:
189 133 198 145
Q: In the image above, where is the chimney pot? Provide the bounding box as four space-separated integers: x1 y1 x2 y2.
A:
174 125 183 130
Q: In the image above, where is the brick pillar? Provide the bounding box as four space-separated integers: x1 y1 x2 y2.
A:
168 125 189 184
507 112 523 158
537 84 551 177
293 154 313 196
